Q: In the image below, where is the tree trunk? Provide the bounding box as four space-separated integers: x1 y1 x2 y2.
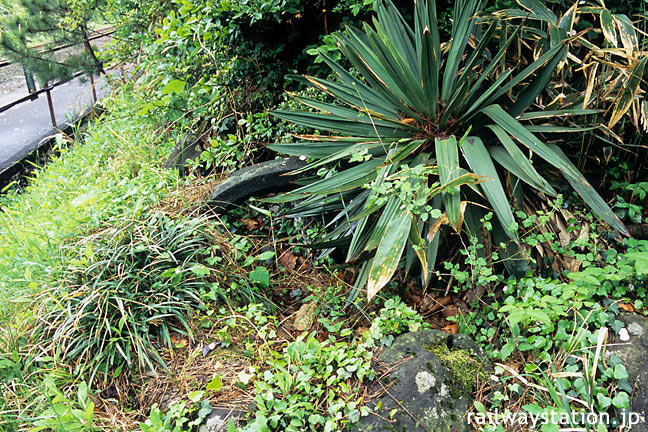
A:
81 25 105 76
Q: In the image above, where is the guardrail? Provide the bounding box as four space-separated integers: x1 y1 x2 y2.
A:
0 27 114 127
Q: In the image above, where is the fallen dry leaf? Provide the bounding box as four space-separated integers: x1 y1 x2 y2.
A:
294 301 318 331
170 333 190 348
240 218 261 230
441 323 459 334
420 295 451 314
278 250 298 272
442 304 460 318
619 302 635 312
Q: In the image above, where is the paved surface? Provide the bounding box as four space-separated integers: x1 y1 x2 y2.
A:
0 74 110 173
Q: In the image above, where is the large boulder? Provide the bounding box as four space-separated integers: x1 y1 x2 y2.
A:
199 407 246 432
607 312 648 431
351 329 490 432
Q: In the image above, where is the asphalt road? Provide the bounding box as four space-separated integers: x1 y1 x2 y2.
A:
0 74 109 173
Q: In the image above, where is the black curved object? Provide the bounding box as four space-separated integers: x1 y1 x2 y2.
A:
205 156 308 213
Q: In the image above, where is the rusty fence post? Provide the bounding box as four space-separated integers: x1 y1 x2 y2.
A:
89 74 97 103
45 86 56 128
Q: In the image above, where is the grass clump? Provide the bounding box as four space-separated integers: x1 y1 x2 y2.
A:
33 211 217 382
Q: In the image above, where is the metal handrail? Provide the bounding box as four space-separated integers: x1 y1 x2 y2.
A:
0 27 115 69
0 28 112 127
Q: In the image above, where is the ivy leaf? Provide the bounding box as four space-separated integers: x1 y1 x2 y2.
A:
612 391 629 408
189 264 210 277
207 374 223 392
250 267 270 289
161 79 186 95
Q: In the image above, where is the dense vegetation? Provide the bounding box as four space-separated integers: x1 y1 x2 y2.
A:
0 0 647 431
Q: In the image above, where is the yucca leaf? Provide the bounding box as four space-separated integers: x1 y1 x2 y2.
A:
548 144 628 236
482 43 564 109
408 216 428 285
488 145 556 196
367 209 411 300
293 95 423 133
364 195 402 251
525 125 594 133
416 0 440 117
442 0 482 104
289 158 385 196
348 164 393 260
271 110 410 139
301 73 402 120
461 137 519 242
267 142 360 158
484 105 627 234
516 109 601 120
435 136 463 230
508 45 567 116
458 27 520 118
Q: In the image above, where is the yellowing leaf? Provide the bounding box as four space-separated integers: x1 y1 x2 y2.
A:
608 57 647 129
367 211 411 300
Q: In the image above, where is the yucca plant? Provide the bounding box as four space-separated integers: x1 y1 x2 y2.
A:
268 0 627 300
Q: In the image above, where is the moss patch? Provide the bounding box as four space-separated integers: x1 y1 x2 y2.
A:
426 342 487 399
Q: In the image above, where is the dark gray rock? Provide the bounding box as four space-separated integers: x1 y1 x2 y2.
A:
607 312 648 431
205 157 307 213
199 407 247 432
351 330 490 432
163 133 203 173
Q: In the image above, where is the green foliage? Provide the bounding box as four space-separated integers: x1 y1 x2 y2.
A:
30 378 98 432
34 212 216 382
0 93 179 316
139 399 212 432
269 0 625 300
211 297 422 432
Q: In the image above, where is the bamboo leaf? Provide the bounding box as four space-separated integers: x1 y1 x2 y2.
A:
608 57 648 129
601 9 618 47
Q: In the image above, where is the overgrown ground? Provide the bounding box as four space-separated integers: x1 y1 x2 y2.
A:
1 0 648 431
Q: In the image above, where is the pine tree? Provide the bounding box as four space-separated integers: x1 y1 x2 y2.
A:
0 0 105 85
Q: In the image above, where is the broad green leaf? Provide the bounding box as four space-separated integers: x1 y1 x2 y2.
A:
367 210 411 300
488 125 557 196
160 79 186 95
435 136 462 230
